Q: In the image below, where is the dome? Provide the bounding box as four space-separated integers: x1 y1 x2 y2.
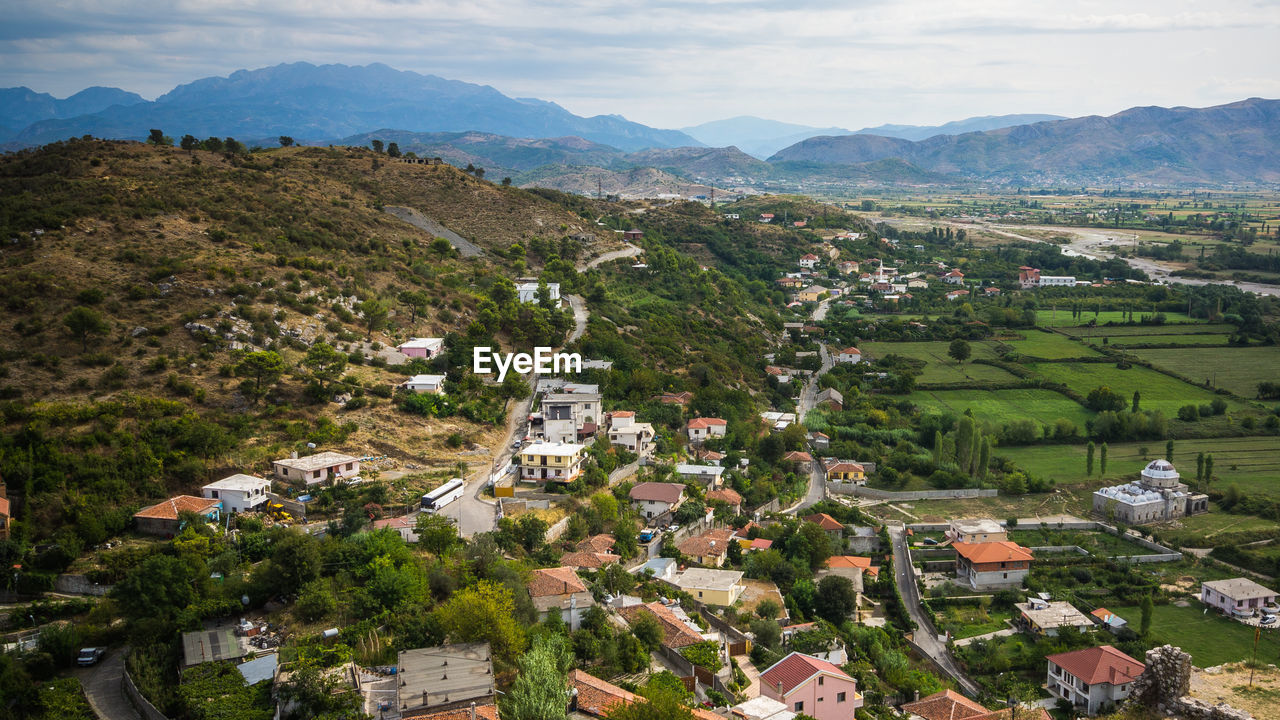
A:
1142 460 1179 479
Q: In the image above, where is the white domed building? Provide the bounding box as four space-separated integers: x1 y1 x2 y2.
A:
1092 459 1209 525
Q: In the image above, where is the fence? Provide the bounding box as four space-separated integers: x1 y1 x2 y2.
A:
830 485 998 500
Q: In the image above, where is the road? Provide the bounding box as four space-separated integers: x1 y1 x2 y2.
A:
784 299 835 515
887 525 982 697
581 244 643 270
383 206 484 257
76 647 141 720
454 293 591 537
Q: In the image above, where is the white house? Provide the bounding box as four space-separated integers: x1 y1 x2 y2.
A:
686 417 727 444
1201 578 1279 618
943 270 965 285
629 482 685 521
607 411 654 455
1039 275 1076 287
201 474 270 513
798 254 820 269
272 451 360 486
676 464 726 486
1046 645 1145 716
402 374 446 394
516 281 561 304
834 347 861 364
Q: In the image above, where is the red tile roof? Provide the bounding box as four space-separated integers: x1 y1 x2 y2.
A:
678 528 736 558
577 534 616 554
527 567 587 597
618 602 704 648
804 513 843 532
370 515 415 531
825 555 879 577
760 652 852 695
687 417 727 429
133 495 220 521
569 669 719 720
952 541 1033 564
0 496 9 517
629 482 684 504
784 451 813 463
900 689 989 720
1046 645 1145 686
826 462 865 475
404 703 500 720
747 538 773 550
560 551 620 569
838 347 861 355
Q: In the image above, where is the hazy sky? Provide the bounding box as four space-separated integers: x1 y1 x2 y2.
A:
4 0 1279 130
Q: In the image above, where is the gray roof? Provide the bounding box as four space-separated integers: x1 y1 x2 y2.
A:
237 653 277 685
182 628 247 667
1203 578 1277 601
398 642 495 712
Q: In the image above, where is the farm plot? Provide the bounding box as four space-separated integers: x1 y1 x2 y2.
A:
1006 528 1159 556
861 341 1014 384
1036 310 1197 328
1129 346 1280 398
1025 362 1244 415
1098 333 1233 346
995 332 1100 359
908 388 1093 428
1111 603 1280 668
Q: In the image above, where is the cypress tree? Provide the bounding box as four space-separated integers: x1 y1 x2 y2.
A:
1205 454 1214 486
1166 439 1175 462
933 430 943 465
1196 452 1205 483
977 438 991 480
1086 441 1095 476
1132 390 1141 413
1100 443 1109 475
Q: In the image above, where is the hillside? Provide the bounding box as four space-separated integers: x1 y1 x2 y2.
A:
851 113 1065 141
339 130 632 175
3 62 701 151
0 85 145 139
769 98 1280 185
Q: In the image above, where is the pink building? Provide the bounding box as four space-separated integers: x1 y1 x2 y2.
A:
397 337 444 358
761 652 863 720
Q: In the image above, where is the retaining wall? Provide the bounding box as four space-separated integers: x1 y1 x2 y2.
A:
53 574 111 596
123 655 171 720
832 485 997 500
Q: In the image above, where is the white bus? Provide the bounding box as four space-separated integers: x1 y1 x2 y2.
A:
421 477 467 513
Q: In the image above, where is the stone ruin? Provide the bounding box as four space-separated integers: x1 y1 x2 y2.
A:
1126 645 1252 720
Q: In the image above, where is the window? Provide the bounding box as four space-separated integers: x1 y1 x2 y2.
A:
793 703 803 712
698 592 703 598
818 698 823 703
210 490 219 498
818 677 824 686
837 693 846 703
1003 573 1008 579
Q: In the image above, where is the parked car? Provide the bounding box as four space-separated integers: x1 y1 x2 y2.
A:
77 647 105 666
922 537 938 546
639 530 655 542
1262 614 1277 625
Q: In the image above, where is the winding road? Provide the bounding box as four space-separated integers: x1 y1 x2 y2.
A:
581 244 643 271
76 648 140 720
887 525 982 697
785 299 835 514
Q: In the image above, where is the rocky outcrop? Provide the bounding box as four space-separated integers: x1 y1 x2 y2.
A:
1127 645 1252 720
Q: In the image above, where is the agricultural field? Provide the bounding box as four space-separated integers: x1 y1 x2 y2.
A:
997 437 1280 499
1097 333 1233 346
1111 603 1280 668
1006 528 1159 556
871 487 1096 524
994 331 1100 359
1036 310 1198 327
1025 361 1246 414
1129 346 1280 398
908 388 1093 429
1057 323 1231 337
931 603 1011 640
860 341 1014 383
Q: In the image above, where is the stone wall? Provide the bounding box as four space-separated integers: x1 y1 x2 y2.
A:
1127 645 1252 720
829 485 997 500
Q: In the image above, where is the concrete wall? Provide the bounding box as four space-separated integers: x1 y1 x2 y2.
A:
54 574 112 596
832 486 997 500
124 655 172 720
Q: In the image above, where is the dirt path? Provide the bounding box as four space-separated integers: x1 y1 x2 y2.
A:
383 206 485 257
580 244 642 271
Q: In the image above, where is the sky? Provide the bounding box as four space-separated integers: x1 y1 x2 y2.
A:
4 0 1280 130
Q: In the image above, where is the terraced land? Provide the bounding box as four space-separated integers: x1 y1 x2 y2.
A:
1036 310 1197 327
1026 361 1246 414
1097 333 1233 346
908 388 1093 428
995 331 1100 359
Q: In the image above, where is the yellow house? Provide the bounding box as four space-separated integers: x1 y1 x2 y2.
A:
826 461 866 484
672 568 745 606
519 441 587 483
797 286 829 303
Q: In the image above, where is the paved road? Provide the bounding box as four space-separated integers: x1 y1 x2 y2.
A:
383 206 484 257
76 647 141 720
566 294 589 343
887 525 982 697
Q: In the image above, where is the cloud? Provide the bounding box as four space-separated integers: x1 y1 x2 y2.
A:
1 0 1278 129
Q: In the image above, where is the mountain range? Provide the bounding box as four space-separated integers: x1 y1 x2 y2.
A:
680 113 1064 158
1 62 1277 188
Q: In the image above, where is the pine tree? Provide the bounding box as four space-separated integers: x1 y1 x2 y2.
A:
1100 443 1109 475
1086 441 1095 476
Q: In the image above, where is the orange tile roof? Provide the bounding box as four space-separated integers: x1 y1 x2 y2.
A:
825 555 879 577
760 652 852 695
577 534 616 554
0 496 9 517
560 551 619 569
404 704 500 720
527 567 587 597
1046 645 1145 686
705 488 743 506
952 541 1033 564
826 462 865 474
678 528 736 558
687 417 727 429
570 668 638 716
618 602 704 648
784 451 813 462
900 689 989 720
804 513 843 531
133 495 220 521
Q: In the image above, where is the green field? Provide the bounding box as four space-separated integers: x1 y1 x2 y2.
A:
909 388 1093 428
1097 333 1233 347
1026 361 1244 414
997 437 1280 498
1112 603 1280 668
1057 323 1231 337
1037 310 1198 328
995 332 1101 359
1008 528 1160 556
1130 346 1280 398
861 341 1015 383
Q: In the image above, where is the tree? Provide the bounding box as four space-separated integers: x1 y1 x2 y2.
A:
1204 454 1214 486
180 134 199 151
398 290 430 325
1165 439 1175 462
63 306 109 352
235 350 286 404
605 683 695 720
1132 390 1141 413
1100 443 1108 475
434 580 527 670
371 139 384 153
431 237 454 259
279 136 295 147
756 598 781 620
417 513 460 555
357 298 389 340
631 612 663 651
475 167 486 180
386 142 401 158
948 338 971 363
303 342 348 390
277 659 367 720
1086 441 1095 476
932 430 943 464
955 417 975 475
147 128 172 146
749 618 781 650
1086 386 1126 412
1196 452 1206 483
814 575 858 623
502 177 513 187
224 137 245 154
977 437 991 479
598 562 635 595
1139 594 1154 638
501 635 571 720
112 554 198 621
269 530 322 595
